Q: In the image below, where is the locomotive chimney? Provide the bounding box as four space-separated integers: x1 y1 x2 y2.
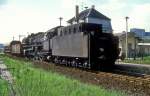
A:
92 5 95 9
75 5 79 23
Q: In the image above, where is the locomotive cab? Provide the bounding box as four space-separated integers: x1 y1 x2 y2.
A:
73 23 119 70
89 31 119 70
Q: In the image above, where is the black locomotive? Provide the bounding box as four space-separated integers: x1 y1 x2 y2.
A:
21 23 119 70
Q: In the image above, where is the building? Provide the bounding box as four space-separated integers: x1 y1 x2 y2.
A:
130 28 145 38
144 32 150 41
0 44 4 53
115 28 150 58
67 5 112 33
130 28 150 56
130 28 150 40
138 43 150 56
115 32 140 58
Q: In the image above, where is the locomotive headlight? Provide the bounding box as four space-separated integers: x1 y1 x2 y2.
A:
99 48 104 52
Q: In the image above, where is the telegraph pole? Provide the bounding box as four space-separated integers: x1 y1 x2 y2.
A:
27 32 30 36
59 17 63 26
125 16 129 58
19 35 21 41
13 36 14 41
19 35 25 41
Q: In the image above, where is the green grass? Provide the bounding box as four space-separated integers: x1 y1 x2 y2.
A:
1 55 126 96
0 54 9 96
0 78 9 96
123 56 150 64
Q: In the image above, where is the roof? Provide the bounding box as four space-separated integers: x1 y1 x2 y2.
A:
145 32 150 36
46 26 63 33
115 32 136 37
67 8 110 23
114 32 141 41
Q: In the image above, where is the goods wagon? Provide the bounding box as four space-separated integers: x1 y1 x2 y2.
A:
10 41 22 56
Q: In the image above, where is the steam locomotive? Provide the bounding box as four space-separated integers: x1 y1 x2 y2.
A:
9 23 119 70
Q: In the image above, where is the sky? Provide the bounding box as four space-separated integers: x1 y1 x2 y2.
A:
0 0 150 44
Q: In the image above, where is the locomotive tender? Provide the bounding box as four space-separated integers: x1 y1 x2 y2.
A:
8 41 22 56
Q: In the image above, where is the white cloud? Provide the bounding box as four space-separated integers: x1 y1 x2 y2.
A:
0 4 58 43
95 0 150 33
129 3 150 31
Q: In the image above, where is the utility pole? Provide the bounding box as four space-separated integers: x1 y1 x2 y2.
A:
125 16 129 58
58 17 63 26
19 35 21 41
27 32 30 36
19 35 25 41
13 36 14 41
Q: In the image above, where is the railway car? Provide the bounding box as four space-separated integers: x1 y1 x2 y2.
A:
10 41 22 56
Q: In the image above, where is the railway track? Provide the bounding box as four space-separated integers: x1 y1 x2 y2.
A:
113 63 150 79
33 60 150 96
112 69 147 77
53 62 150 78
